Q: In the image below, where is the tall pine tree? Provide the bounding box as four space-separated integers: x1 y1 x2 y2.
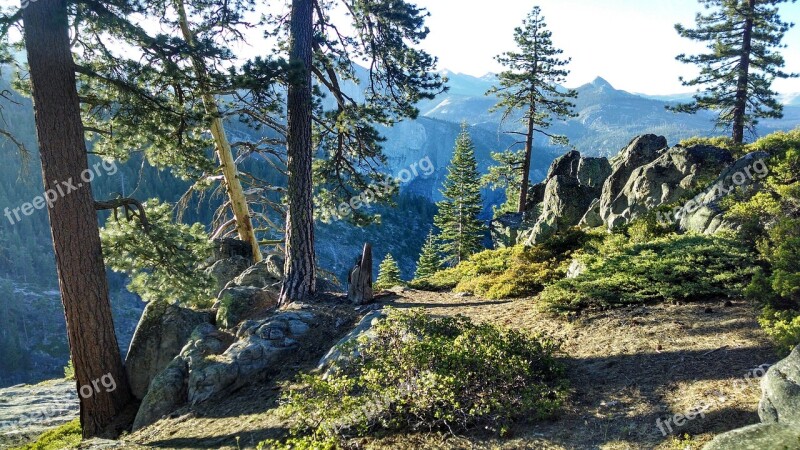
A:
671 0 798 143
488 6 577 213
434 125 486 266
414 230 442 280
482 149 525 216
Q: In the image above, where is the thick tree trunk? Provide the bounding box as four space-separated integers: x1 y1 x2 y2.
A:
732 0 755 144
517 108 536 213
22 0 132 437
280 0 316 304
175 0 263 262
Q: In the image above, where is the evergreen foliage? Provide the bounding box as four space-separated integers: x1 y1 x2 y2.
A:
413 231 442 281
434 125 486 266
261 309 566 448
482 149 525 216
672 0 798 143
375 253 403 289
489 6 577 211
100 200 215 306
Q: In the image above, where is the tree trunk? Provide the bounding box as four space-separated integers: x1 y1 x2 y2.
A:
280 0 316 304
732 0 755 144
22 0 132 437
517 107 536 213
347 243 373 305
175 0 263 262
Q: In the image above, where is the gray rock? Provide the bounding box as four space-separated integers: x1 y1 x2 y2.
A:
490 212 525 248
0 380 77 444
520 151 611 244
600 140 732 228
125 301 212 400
702 423 800 450
233 255 283 289
679 152 770 234
132 323 224 430
599 134 668 229
579 198 604 228
759 345 800 425
187 310 317 403
317 310 386 376
566 259 587 279
216 286 279 329
205 256 251 296
524 175 601 244
210 238 253 264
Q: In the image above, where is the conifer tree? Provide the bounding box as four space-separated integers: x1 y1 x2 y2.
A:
414 230 442 280
671 0 798 143
489 6 577 213
376 253 402 289
434 125 486 266
482 149 525 215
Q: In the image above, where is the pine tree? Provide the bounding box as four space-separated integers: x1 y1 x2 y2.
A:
414 231 442 280
376 253 403 289
671 0 798 143
434 125 486 266
482 149 525 216
489 6 577 213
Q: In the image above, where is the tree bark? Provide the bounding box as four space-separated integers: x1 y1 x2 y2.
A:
280 0 316 304
22 0 132 437
517 105 536 213
175 0 263 262
732 0 755 144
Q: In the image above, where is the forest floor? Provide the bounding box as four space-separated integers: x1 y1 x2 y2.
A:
115 289 779 450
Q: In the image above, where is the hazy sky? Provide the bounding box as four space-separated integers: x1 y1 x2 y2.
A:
419 0 800 95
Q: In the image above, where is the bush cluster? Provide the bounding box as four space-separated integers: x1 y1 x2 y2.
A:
412 228 590 299
261 309 567 448
540 233 756 311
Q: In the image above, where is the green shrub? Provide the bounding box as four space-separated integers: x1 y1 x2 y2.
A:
413 228 591 299
263 309 567 448
11 419 81 450
540 233 756 311
63 360 74 380
758 307 800 355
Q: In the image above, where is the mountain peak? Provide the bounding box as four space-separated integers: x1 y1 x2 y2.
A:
591 77 615 89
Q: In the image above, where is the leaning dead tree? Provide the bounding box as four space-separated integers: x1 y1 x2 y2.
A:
348 243 373 305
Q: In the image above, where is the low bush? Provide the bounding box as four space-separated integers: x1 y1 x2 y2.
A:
412 228 591 299
11 419 81 450
540 233 756 311
260 309 567 448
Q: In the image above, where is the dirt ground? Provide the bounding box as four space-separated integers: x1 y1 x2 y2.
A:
122 290 778 450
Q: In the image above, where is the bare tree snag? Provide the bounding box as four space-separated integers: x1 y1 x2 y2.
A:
348 243 373 305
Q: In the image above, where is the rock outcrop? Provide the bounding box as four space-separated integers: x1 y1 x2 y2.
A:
132 323 227 430
522 151 611 244
600 142 733 228
125 301 212 400
679 152 769 234
188 308 317 403
703 346 800 449
317 310 386 376
598 134 668 228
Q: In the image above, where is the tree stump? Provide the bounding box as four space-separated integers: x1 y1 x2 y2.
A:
348 243 373 305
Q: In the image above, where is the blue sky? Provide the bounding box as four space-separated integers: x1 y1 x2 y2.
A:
419 0 800 95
